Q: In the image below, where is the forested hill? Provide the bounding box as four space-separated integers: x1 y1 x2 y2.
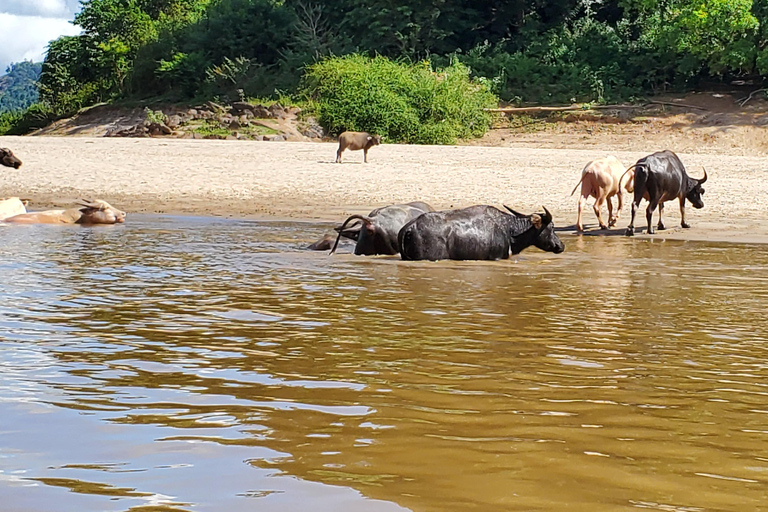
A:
4 0 768 139
0 62 42 113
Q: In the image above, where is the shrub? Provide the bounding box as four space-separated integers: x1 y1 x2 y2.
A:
301 54 497 144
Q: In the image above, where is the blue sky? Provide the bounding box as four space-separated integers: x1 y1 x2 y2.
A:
0 0 82 73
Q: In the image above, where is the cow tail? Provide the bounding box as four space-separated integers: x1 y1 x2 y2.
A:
329 214 371 255
620 164 641 190
569 174 586 197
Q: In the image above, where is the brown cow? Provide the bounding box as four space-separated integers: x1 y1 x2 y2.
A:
1 148 22 168
5 199 126 225
570 156 634 231
0 197 27 220
336 131 382 163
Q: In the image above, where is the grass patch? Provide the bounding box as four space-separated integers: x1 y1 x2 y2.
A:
184 119 280 138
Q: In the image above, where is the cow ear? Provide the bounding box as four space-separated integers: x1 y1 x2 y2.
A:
531 214 542 229
367 136 372 142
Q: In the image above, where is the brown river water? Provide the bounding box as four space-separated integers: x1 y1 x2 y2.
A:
1 215 767 512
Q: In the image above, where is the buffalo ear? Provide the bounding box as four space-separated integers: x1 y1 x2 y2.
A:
531 214 543 229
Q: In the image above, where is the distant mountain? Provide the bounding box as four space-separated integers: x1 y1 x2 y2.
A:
0 61 43 113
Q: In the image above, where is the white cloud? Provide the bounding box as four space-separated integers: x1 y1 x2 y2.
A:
0 13 81 73
0 0 80 18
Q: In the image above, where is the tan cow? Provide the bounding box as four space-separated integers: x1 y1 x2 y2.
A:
0 197 27 220
336 131 382 163
571 156 634 231
4 199 126 225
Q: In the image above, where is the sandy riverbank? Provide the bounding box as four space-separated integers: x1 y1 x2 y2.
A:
1 136 766 243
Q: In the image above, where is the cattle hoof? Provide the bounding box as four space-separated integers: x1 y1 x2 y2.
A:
657 223 666 231
681 222 691 229
625 227 635 236
647 227 656 235
599 224 608 230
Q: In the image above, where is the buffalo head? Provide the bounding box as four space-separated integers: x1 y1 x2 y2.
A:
77 199 126 224
1 148 22 169
504 205 565 254
686 168 707 209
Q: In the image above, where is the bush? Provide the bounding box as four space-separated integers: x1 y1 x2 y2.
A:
301 55 497 144
0 110 24 135
0 103 58 135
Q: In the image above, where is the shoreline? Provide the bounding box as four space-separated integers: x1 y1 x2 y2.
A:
1 136 766 244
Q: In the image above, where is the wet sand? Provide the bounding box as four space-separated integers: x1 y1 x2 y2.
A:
1 136 765 243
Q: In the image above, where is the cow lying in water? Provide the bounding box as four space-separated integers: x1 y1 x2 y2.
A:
4 199 126 225
624 150 707 236
0 197 27 220
329 201 435 255
571 156 634 231
398 205 565 261
1 148 22 169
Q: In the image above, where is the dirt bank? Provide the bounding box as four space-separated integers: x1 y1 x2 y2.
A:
1 134 766 244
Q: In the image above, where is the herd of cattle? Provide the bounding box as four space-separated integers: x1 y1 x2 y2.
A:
0 143 708 261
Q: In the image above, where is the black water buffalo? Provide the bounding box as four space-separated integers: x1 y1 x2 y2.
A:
398 205 565 261
329 201 435 255
1 148 22 168
624 150 707 236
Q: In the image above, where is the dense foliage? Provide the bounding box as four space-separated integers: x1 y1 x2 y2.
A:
0 62 43 113
6 0 768 137
302 56 497 144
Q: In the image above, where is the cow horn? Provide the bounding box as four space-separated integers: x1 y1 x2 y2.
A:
503 205 526 217
541 206 552 226
330 214 372 255
699 167 707 184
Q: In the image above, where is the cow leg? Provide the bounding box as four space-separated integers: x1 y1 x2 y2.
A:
645 200 659 235
363 148 369 163
625 201 638 236
336 149 343 163
607 196 616 227
611 191 624 227
657 203 666 230
593 195 608 230
679 197 690 228
576 193 588 231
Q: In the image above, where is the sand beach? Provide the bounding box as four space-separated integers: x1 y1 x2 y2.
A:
1 135 766 243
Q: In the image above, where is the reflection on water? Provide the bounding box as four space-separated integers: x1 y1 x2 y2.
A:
1 215 768 512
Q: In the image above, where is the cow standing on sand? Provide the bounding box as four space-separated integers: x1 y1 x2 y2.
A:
329 201 435 255
398 205 565 261
336 131 382 163
624 150 707 236
1 148 22 168
571 156 634 231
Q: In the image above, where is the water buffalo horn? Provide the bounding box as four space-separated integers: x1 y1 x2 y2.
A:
329 214 372 255
503 205 526 217
699 167 708 184
541 206 552 226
